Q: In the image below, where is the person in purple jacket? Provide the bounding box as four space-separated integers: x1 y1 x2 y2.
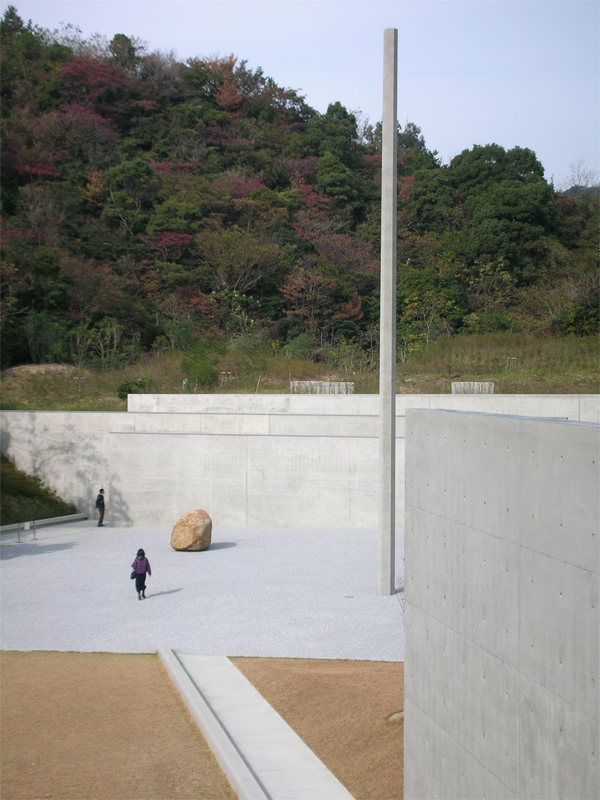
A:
131 548 151 600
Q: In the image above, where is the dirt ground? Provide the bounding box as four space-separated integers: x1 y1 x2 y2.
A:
0 651 235 800
1 651 403 800
233 657 403 800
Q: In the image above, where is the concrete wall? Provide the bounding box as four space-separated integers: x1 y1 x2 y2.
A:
0 411 134 518
128 392 600 422
0 408 403 527
404 410 599 799
108 432 389 528
2 394 598 528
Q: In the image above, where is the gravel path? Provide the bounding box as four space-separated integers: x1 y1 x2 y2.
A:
1 521 404 661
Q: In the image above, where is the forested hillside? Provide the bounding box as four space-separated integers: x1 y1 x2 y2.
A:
1 7 598 383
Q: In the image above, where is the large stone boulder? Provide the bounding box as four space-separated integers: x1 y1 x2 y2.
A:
170 509 212 551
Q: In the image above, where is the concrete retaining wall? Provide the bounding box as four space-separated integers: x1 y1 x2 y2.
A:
108 432 389 528
0 407 403 527
127 393 600 421
1 395 598 528
404 410 599 799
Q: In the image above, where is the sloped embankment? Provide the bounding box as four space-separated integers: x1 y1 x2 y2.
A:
0 455 76 526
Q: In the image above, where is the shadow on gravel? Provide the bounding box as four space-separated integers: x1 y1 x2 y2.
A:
147 588 184 599
170 542 237 552
207 542 236 550
0 542 76 560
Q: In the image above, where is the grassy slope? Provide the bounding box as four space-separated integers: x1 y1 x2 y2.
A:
0 455 76 525
0 334 598 412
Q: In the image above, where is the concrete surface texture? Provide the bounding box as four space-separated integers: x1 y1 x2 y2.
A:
126 392 600 419
0 521 404 661
1 395 598 528
159 649 354 800
107 430 401 529
378 27 398 597
404 410 599 799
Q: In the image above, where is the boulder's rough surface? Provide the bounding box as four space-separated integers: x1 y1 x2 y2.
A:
170 510 212 551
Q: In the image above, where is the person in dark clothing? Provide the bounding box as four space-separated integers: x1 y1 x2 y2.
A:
131 548 151 600
95 489 105 527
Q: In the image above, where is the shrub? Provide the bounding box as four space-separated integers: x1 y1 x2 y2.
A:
181 342 226 390
283 333 315 360
116 378 146 401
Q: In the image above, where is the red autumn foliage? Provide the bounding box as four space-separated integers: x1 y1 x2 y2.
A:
195 123 250 148
281 157 318 183
280 262 339 335
295 184 330 215
215 76 243 112
221 177 266 198
176 285 215 316
12 159 60 179
332 291 364 322
62 256 125 317
137 261 163 299
317 234 378 277
555 195 576 212
0 224 39 244
57 57 142 128
138 232 195 261
398 175 415 203
59 57 129 105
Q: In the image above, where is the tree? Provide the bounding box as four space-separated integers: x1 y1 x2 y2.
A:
181 341 226 390
280 262 338 339
402 290 457 346
23 310 69 362
450 144 544 196
305 102 359 165
316 152 363 223
102 158 157 234
89 317 123 369
195 227 280 294
398 121 426 153
1 7 47 109
408 169 455 233
108 33 145 74
464 178 557 280
36 104 119 169
58 56 131 118
560 157 600 198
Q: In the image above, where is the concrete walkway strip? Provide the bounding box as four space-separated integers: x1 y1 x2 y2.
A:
158 647 354 800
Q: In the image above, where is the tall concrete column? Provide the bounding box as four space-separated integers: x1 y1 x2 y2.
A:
378 28 398 596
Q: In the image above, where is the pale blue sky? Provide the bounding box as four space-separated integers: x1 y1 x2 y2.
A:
3 0 599 185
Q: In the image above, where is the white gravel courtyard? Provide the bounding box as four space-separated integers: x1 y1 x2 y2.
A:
1 520 404 661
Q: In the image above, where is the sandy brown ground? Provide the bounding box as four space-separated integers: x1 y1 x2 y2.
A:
233 658 403 800
1 652 403 800
0 652 235 800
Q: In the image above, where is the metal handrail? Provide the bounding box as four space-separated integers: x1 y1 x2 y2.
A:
1 512 88 536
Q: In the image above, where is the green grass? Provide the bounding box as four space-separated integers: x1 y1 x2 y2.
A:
0 333 597 412
395 333 600 394
0 455 76 525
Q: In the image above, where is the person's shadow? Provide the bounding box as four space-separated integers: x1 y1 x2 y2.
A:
146 588 184 599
